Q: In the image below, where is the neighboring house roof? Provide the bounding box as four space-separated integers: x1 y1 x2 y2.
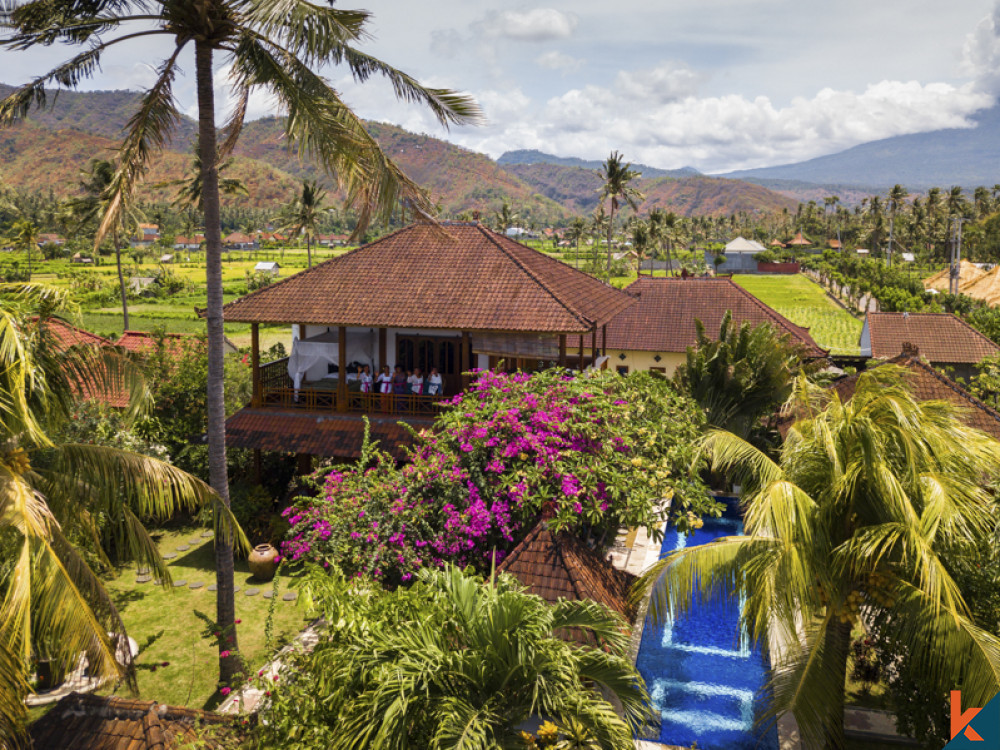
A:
30 317 114 350
224 231 254 243
29 692 233 750
724 236 765 253
827 346 1000 440
603 277 827 357
497 519 637 631
174 235 204 245
225 409 430 460
254 261 279 271
220 222 635 334
924 260 985 294
864 312 1000 363
828 239 842 249
788 232 811 246
115 331 238 356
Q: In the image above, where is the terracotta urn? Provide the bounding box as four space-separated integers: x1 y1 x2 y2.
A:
248 543 279 581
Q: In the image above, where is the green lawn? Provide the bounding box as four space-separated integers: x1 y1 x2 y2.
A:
104 526 309 709
733 274 863 356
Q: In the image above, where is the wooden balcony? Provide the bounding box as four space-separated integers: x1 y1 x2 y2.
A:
254 358 448 417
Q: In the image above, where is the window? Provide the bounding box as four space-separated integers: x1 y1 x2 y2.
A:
616 365 629 375
649 366 666 373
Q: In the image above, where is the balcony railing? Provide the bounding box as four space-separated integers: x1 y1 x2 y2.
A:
255 360 446 417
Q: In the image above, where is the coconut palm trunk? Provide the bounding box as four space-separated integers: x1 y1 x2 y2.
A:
606 199 615 277
195 41 240 685
307 234 312 268
113 230 130 329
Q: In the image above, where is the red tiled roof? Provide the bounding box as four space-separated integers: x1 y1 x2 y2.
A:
29 692 233 749
116 330 204 356
865 312 1000 363
603 277 827 357
829 349 1000 440
220 222 635 334
497 520 637 629
225 408 432 459
30 316 114 351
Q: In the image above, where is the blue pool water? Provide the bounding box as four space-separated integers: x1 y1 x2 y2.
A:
635 500 778 749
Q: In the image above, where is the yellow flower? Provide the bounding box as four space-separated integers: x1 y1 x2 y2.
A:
630 457 643 467
518 452 529 461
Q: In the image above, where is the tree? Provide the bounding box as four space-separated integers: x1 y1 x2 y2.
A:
567 216 587 269
278 180 326 268
63 158 141 328
886 184 908 267
0 285 244 744
637 369 1000 748
672 311 813 444
598 152 643 276
155 143 248 213
494 198 519 235
4 218 38 281
648 208 678 277
629 218 650 277
254 565 652 749
1 0 479 686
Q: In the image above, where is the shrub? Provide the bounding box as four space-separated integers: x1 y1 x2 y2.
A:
281 369 717 585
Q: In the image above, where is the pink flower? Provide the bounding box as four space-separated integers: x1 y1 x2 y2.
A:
220 650 231 658
220 687 232 696
235 619 242 624
273 674 280 681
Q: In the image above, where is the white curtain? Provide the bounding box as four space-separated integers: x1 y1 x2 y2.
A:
287 330 376 389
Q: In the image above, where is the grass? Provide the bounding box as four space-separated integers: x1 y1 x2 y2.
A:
103 525 309 709
732 274 863 356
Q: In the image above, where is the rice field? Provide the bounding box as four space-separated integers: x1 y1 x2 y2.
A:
733 274 863 356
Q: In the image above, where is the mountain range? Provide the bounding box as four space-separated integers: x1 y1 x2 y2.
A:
0 83 799 221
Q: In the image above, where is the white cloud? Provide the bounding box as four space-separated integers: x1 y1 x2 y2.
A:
483 9 578 42
535 51 584 73
963 2 1000 93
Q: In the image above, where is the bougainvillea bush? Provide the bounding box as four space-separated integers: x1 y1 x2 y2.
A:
282 369 717 585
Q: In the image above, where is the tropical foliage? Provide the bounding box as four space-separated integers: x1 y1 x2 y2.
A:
282 369 715 585
0 285 244 745
251 564 652 749
636 368 1000 748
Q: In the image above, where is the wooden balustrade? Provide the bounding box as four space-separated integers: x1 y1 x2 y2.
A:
258 376 447 417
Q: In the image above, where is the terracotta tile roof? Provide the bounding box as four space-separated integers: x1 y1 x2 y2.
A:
603 277 827 357
220 222 635 334
225 408 433 459
498 520 637 633
778 347 1000 441
29 692 233 749
865 312 1000 363
30 317 114 350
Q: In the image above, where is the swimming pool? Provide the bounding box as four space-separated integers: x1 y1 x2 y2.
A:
634 499 778 749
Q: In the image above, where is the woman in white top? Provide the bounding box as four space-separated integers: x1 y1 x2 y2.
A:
411 367 424 395
359 364 373 394
427 367 443 396
376 365 392 394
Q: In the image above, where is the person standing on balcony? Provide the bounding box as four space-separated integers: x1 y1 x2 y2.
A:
392 366 407 395
411 367 425 395
377 366 392 394
360 365 373 394
427 367 443 396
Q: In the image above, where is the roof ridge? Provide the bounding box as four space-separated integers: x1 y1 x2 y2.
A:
902 354 1000 426
868 311 1000 356
475 225 592 330
553 529 591 603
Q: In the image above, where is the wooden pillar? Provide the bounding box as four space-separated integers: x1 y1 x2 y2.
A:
379 327 387 370
578 335 585 371
250 322 261 407
461 331 471 390
297 323 308 340
296 453 312 475
601 325 607 356
253 448 262 484
591 326 598 360
337 325 348 412
558 334 567 369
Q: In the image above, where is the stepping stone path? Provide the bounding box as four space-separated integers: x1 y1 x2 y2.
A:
153 580 162 586
262 590 273 599
189 582 204 590
135 575 151 584
189 538 202 545
137 567 150 575
244 588 260 597
208 584 218 592
172 580 188 588
162 553 177 560
282 593 297 602
233 586 241 594
201 531 213 538
175 545 190 552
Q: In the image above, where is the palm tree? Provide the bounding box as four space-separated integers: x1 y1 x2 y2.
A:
0 284 244 744
637 370 1000 748
278 180 326 268
885 184 907 267
494 198 519 235
589 204 608 271
64 158 141 328
567 216 587 269
1 1 479 686
648 208 678 277
281 565 651 748
629 218 650 277
5 218 38 280
155 143 248 212
598 152 644 276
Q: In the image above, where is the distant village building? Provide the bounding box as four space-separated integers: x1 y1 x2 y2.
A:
70 252 93 264
128 276 156 293
224 231 259 250
131 223 160 248
316 233 350 247
254 261 280 277
706 236 766 273
36 233 66 246
159 253 174 264
174 235 204 251
788 231 812 247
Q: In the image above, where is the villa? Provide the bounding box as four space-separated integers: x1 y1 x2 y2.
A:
219 221 635 462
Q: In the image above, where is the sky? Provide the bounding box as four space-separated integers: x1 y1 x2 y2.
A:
4 1 1000 173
